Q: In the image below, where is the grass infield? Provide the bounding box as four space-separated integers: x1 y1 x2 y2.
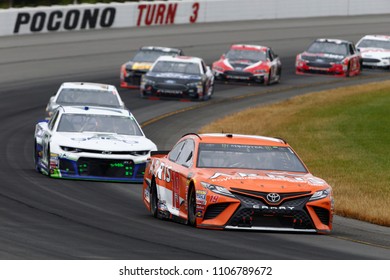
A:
200 80 390 226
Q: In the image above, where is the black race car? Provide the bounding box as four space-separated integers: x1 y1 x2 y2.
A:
140 56 215 101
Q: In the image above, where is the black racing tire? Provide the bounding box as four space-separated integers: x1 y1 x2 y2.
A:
264 71 271 86
346 62 351 77
33 140 40 172
187 186 197 226
206 82 214 100
276 67 282 83
150 179 159 218
198 85 209 101
46 144 51 176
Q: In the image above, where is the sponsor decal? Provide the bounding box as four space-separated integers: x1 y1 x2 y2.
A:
196 205 205 211
144 188 150 203
196 190 207 205
196 210 203 217
148 158 171 183
209 171 321 185
50 153 59 168
132 63 152 70
14 7 116 34
70 134 138 145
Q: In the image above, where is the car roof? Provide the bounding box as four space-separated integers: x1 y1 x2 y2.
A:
183 133 287 146
155 55 203 64
314 38 351 44
230 44 269 51
140 46 182 53
360 35 390 41
60 82 117 92
59 106 131 117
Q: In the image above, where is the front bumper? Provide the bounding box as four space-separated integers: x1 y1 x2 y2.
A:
199 192 332 233
296 61 347 76
141 84 202 100
361 57 390 68
214 70 266 82
36 147 146 183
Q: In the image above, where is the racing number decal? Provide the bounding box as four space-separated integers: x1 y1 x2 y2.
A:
189 2 199 23
172 171 180 209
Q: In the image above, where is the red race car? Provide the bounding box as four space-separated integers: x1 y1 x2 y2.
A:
143 133 334 233
296 38 362 77
212 44 282 85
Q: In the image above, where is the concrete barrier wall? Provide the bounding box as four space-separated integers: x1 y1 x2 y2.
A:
1 0 390 36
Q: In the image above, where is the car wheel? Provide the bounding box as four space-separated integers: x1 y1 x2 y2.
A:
46 144 51 176
264 71 271 86
150 179 159 218
276 67 282 83
346 63 351 77
188 186 197 226
199 85 209 101
204 82 214 101
33 140 40 172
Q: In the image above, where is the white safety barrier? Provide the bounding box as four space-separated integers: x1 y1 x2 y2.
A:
1 0 390 36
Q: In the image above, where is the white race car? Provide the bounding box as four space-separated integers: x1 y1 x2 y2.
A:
34 106 157 183
356 35 390 69
46 82 126 117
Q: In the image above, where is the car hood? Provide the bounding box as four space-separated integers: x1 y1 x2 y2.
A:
198 169 328 193
300 52 345 62
53 132 157 151
359 48 390 58
146 72 201 83
126 61 153 71
220 59 264 71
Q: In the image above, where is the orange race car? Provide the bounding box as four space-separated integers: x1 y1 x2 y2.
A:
143 133 334 234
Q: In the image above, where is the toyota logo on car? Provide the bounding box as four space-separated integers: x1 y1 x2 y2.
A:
266 193 281 203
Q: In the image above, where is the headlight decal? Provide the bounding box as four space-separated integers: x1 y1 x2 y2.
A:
309 188 330 201
201 181 235 198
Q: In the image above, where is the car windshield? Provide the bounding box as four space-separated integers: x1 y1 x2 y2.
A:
56 89 121 108
133 50 179 62
307 41 348 56
57 114 143 136
226 49 267 62
197 143 307 172
151 61 200 75
357 39 390 50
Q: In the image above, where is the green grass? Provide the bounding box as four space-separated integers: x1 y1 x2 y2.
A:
200 81 390 226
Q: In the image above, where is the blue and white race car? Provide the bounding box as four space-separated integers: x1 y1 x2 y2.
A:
34 106 157 183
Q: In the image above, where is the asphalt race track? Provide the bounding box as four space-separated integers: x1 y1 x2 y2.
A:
0 15 389 259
